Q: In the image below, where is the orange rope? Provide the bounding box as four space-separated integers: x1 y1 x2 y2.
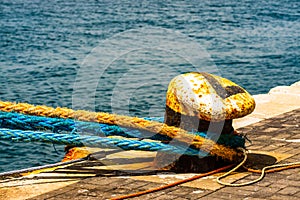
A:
110 164 234 200
112 161 300 199
0 101 241 161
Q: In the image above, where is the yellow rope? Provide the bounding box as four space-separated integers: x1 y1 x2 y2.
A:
217 148 300 186
0 101 242 161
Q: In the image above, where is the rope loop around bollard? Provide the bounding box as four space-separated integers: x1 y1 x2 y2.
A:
0 101 245 161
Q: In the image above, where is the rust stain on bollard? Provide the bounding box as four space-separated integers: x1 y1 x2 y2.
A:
155 72 255 172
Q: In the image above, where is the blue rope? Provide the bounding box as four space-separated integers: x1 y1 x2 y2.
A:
0 128 207 156
0 111 245 148
0 111 169 140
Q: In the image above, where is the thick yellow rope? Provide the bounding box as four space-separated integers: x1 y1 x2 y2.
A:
0 101 242 161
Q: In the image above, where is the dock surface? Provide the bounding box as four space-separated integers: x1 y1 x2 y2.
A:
0 81 299 200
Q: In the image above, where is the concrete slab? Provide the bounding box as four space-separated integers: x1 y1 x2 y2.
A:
250 102 299 119
233 82 299 129
233 116 262 129
0 179 78 200
269 86 300 96
291 81 300 87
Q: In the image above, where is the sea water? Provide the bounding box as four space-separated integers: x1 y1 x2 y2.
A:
0 0 299 172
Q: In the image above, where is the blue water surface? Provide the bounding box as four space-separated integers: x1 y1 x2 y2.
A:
0 0 299 172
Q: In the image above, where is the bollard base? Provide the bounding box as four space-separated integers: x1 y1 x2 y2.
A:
155 106 235 172
154 153 231 173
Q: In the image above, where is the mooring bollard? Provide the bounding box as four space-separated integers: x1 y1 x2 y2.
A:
154 72 256 172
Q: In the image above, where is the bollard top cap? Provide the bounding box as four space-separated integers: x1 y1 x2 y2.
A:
166 72 255 121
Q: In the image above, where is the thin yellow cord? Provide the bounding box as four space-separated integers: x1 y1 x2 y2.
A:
217 148 248 186
217 148 300 187
0 101 242 161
